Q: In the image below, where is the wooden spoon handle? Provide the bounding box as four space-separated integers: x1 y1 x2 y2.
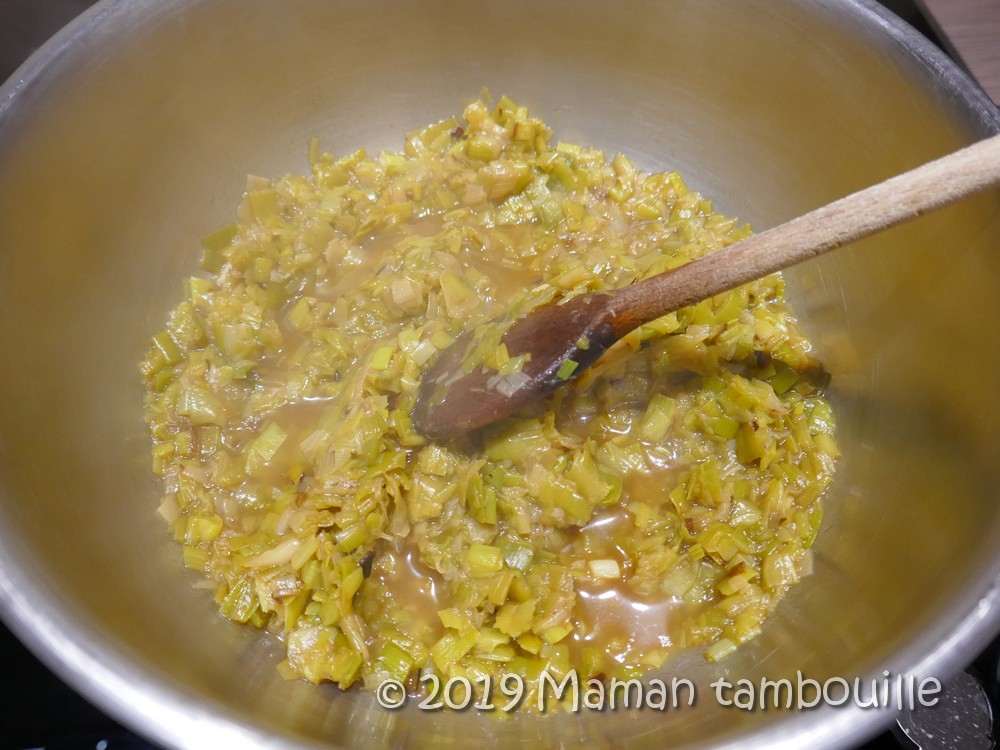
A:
611 133 1000 332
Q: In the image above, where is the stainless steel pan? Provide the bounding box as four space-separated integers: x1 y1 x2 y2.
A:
1 1 999 747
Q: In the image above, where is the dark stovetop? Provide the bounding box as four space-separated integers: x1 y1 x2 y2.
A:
0 2 993 750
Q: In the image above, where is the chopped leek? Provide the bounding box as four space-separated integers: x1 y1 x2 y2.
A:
141 94 837 705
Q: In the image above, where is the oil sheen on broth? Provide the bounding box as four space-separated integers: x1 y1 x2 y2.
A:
140 95 838 703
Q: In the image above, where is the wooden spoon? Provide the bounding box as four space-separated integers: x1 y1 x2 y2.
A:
412 133 1000 439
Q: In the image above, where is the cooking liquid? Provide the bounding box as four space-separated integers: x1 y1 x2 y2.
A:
144 98 836 697
363 546 445 644
564 505 687 671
